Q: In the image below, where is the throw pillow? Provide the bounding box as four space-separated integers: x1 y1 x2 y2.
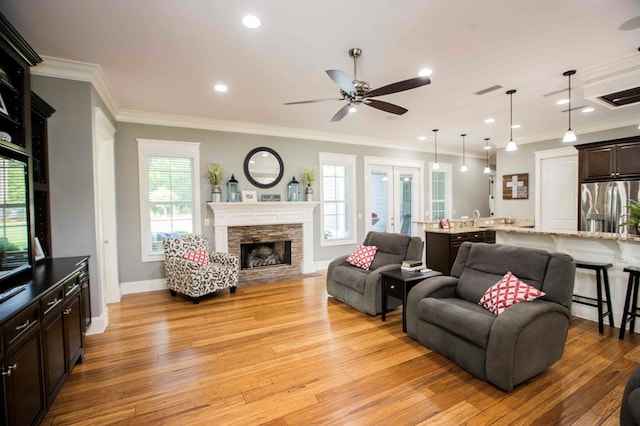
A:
346 245 378 270
183 249 210 266
479 271 545 315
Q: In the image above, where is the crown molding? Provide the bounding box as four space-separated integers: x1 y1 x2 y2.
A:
31 56 120 117
116 108 430 153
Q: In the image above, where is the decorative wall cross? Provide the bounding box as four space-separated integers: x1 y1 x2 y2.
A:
502 173 528 199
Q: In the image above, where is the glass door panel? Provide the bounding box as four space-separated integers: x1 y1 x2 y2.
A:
395 168 419 235
369 168 393 232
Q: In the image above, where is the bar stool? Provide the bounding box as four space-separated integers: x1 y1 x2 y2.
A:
619 266 640 339
572 260 614 334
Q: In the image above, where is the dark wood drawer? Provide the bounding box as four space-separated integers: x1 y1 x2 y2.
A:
3 303 39 351
63 273 81 299
40 286 64 319
467 231 485 242
383 279 404 300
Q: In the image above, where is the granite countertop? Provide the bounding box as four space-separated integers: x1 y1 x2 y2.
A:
492 226 640 243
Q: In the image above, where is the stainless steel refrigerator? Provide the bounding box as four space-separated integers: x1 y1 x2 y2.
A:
580 180 640 233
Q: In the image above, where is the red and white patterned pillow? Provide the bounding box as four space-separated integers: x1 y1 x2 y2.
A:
346 245 379 270
479 271 545 315
183 249 210 266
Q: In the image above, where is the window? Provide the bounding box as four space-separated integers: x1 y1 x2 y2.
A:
320 153 356 246
138 139 201 262
429 162 452 221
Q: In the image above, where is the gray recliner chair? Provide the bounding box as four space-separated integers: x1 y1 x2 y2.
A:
406 242 575 392
326 231 423 316
621 366 640 426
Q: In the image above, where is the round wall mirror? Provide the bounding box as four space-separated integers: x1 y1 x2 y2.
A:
243 147 284 189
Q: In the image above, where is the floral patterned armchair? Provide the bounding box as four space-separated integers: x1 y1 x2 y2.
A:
163 235 239 304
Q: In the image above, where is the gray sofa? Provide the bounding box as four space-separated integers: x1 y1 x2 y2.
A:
327 231 423 315
406 242 575 391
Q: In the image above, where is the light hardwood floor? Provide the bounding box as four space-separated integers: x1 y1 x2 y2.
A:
43 273 640 425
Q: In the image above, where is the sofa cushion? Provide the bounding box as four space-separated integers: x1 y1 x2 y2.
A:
479 271 546 315
417 297 495 349
332 265 369 293
183 249 210 266
346 244 378 270
457 243 549 303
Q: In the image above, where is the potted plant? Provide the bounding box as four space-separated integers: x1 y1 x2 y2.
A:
206 162 224 202
621 199 640 235
301 168 316 201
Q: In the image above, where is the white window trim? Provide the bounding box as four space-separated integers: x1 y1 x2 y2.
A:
137 138 201 262
428 162 453 221
319 152 357 247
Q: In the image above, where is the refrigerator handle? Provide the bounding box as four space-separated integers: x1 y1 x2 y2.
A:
612 186 619 233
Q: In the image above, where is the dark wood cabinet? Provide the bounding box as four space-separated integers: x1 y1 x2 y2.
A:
2 303 45 426
31 93 55 258
425 230 495 275
0 257 89 425
577 137 640 182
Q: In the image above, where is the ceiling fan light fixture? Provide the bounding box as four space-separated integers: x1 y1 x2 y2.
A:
348 106 357 113
418 68 433 77
562 70 577 143
506 89 518 152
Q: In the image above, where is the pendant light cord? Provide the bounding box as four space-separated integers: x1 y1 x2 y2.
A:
567 73 572 130
433 129 438 163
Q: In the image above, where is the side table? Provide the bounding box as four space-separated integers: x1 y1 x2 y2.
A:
381 268 442 332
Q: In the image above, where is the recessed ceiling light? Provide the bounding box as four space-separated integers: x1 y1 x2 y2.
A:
484 118 495 124
418 136 427 141
511 124 521 129
348 106 357 113
242 15 261 29
418 68 433 77
581 107 595 113
213 84 228 93
556 99 570 105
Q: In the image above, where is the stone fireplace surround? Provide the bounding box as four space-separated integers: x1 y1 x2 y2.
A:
207 202 319 281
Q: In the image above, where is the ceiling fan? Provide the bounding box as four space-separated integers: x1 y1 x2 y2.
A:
285 48 431 122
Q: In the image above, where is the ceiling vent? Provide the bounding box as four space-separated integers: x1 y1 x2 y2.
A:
597 86 640 107
581 52 640 110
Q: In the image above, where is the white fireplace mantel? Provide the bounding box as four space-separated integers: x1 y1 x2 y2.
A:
207 201 319 273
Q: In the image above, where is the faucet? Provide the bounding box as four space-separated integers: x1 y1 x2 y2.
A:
473 209 481 227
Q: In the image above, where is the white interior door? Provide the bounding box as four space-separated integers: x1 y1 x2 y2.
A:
94 108 121 306
536 147 578 231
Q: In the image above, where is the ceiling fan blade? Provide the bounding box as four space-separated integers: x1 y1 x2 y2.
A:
330 104 352 122
326 69 356 94
365 99 408 115
364 76 431 98
284 98 344 105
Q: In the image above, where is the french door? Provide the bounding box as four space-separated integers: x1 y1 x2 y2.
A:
364 157 424 236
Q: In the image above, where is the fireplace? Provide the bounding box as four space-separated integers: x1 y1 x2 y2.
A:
241 240 292 269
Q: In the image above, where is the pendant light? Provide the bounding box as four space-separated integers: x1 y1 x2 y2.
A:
460 133 468 172
432 129 440 170
483 138 491 174
562 70 577 143
505 90 517 152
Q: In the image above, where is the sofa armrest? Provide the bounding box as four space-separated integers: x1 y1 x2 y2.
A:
405 276 459 338
166 257 200 272
327 254 350 277
485 300 571 391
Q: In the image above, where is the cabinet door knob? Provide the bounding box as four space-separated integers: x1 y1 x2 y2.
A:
63 308 72 315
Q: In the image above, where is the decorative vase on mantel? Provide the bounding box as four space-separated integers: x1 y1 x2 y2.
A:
305 185 313 202
211 185 222 203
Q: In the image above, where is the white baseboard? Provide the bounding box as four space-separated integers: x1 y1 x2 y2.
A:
315 260 331 271
86 308 109 335
121 278 167 295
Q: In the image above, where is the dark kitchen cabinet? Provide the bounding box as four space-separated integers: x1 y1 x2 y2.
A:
425 230 496 276
577 137 640 182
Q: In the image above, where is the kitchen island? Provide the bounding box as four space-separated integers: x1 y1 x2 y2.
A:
495 227 640 328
